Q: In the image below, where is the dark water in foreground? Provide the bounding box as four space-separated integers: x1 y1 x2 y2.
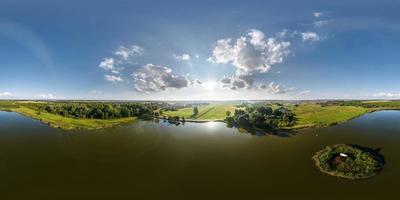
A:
1 111 400 199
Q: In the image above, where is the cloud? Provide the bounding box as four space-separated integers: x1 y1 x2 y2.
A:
193 79 203 86
115 45 144 60
219 72 255 90
313 20 329 28
37 93 56 99
132 64 189 92
313 12 323 18
173 53 191 61
209 29 290 73
298 90 311 96
0 92 14 98
99 45 143 76
99 58 123 74
104 74 123 82
260 82 294 94
301 32 320 42
373 92 400 98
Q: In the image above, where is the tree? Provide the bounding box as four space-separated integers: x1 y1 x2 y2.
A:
226 110 231 117
193 106 199 116
224 104 295 130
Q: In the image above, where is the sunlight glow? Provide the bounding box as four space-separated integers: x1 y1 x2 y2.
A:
203 81 218 90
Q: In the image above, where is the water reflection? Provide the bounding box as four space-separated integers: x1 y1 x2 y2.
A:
2 111 400 199
152 118 296 137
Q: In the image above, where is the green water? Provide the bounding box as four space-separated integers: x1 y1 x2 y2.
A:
1 110 399 199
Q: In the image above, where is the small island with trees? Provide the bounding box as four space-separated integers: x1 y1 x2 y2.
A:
312 144 384 180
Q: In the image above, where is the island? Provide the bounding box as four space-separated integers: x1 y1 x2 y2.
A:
312 144 384 180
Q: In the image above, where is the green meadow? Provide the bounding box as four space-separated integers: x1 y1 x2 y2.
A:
291 103 368 129
163 104 237 121
3 100 400 130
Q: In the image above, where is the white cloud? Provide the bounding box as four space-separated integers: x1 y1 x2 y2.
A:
301 32 320 42
276 29 288 38
98 58 123 74
373 92 400 98
115 45 144 60
37 93 56 99
219 72 255 90
99 45 143 76
132 64 189 92
209 29 290 73
194 79 203 86
313 12 323 18
99 58 115 70
173 53 191 61
260 82 294 94
0 92 14 98
298 90 311 96
104 74 123 82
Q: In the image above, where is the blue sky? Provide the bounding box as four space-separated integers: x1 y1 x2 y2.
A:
1 0 400 100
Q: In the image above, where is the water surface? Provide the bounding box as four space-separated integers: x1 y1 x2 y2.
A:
1 111 399 199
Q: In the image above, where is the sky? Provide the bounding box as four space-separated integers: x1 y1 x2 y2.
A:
1 0 400 100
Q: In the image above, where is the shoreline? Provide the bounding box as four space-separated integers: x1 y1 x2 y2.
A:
1 108 136 130
2 106 400 131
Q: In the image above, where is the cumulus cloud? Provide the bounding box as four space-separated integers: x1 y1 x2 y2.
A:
115 45 144 60
209 29 291 73
99 45 143 76
260 82 294 94
173 53 191 61
98 58 123 74
301 32 320 42
132 64 189 92
373 92 400 98
104 74 123 82
313 12 323 18
193 79 203 86
0 92 14 98
219 72 255 90
298 90 311 96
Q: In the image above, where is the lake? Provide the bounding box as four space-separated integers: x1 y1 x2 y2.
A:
1 110 400 199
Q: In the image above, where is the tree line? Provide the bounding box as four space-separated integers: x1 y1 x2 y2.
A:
37 102 158 120
224 104 295 129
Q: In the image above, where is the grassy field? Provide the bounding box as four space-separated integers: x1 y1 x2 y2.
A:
3 100 400 130
361 100 400 109
292 103 368 129
0 101 135 130
163 104 237 121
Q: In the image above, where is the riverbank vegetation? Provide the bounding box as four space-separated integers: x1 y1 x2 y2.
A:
0 101 159 129
2 100 400 131
312 144 384 180
224 104 295 130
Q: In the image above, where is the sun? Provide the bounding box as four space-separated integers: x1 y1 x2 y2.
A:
203 81 218 90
